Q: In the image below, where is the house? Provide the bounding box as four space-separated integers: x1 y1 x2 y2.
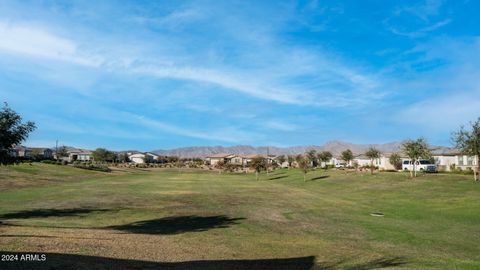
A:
376 155 397 170
242 154 277 166
228 155 244 165
8 148 17 158
128 152 160 164
241 154 257 166
30 148 53 159
11 146 54 160
351 154 396 170
319 157 338 168
432 149 458 171
145 152 160 162
353 155 371 167
129 153 146 164
67 149 93 162
14 146 32 158
205 153 236 166
432 149 478 171
455 155 478 171
205 153 278 167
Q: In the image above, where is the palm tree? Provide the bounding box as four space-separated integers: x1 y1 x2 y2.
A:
250 156 267 180
452 117 480 181
402 138 431 178
317 151 333 171
365 147 381 175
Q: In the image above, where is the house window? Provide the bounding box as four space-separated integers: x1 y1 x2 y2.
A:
467 156 474 166
458 156 464 166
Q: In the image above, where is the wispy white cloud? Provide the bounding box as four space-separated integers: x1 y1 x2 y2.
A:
0 21 102 66
386 0 451 38
132 65 311 105
0 18 384 108
393 37 480 133
126 113 260 143
394 0 445 21
132 8 202 29
388 19 451 38
396 89 480 133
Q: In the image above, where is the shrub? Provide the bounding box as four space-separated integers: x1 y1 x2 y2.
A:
41 160 67 165
73 164 111 172
41 160 56 164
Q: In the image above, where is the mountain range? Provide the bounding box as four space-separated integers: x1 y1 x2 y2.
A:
152 140 453 158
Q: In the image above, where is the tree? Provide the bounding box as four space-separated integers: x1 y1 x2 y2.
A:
317 151 333 171
0 103 36 165
287 155 295 169
117 152 130 163
295 154 303 163
167 156 179 163
297 156 310 182
452 117 480 181
389 153 402 171
341 149 353 168
92 148 116 163
306 150 318 167
276 155 286 167
250 156 267 180
31 148 43 161
401 138 431 178
352 160 359 173
215 160 225 174
56 146 69 160
365 147 381 175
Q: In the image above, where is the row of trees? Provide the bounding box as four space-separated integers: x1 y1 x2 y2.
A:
249 133 477 182
1 103 479 181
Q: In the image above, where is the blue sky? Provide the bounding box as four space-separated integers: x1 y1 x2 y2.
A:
1 0 479 151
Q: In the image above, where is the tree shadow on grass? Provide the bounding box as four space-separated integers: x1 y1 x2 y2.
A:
309 175 330 181
0 208 113 220
316 257 407 270
268 175 288 180
108 215 245 235
0 252 316 270
344 257 407 270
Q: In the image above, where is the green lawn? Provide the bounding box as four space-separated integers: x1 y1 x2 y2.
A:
1 164 479 269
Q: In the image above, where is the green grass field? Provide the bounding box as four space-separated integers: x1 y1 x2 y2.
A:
1 163 479 269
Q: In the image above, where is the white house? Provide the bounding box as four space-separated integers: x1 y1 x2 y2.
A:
205 154 237 166
242 154 277 166
129 153 145 164
352 154 397 170
432 149 478 172
128 152 160 164
145 152 160 162
353 155 371 167
67 149 92 162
